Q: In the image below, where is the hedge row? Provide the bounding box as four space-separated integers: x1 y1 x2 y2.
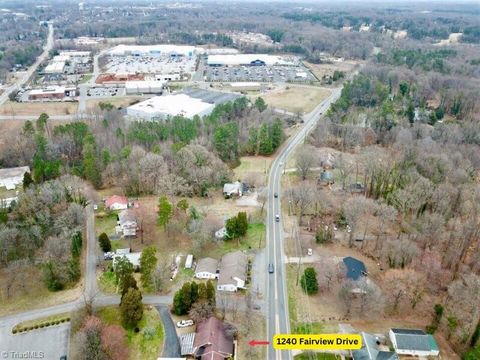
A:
12 317 70 334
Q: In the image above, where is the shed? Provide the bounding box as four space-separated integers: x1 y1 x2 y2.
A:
185 254 194 269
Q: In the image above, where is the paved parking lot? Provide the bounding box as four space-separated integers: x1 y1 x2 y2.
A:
104 54 196 77
0 323 70 360
86 86 125 97
203 64 316 83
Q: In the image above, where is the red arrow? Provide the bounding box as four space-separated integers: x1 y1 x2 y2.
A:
248 340 270 346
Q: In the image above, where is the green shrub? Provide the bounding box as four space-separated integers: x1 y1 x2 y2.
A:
12 329 17 334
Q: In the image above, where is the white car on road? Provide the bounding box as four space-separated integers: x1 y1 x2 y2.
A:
176 319 194 328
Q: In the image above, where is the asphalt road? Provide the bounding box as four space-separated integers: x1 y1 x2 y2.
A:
266 88 342 360
157 306 181 357
0 23 54 108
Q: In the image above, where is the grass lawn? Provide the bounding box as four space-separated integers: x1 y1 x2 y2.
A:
234 156 271 179
98 269 117 293
252 86 331 113
97 306 163 360
95 211 118 237
79 74 93 83
294 352 341 360
206 223 265 258
0 100 78 116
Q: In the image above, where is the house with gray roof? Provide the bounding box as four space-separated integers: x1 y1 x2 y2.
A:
389 328 439 357
217 250 248 292
352 332 399 360
195 258 219 280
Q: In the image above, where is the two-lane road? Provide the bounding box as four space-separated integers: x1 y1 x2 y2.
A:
266 87 342 359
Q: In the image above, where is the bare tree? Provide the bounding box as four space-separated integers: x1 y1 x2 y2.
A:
295 145 316 181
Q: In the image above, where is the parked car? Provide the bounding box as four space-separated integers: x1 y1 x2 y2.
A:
307 248 313 256
176 319 194 328
103 252 115 260
268 263 274 273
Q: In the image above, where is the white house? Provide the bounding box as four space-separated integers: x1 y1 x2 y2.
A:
195 258 218 280
223 181 243 198
217 251 248 292
113 252 141 269
116 209 137 236
389 328 439 357
0 166 30 190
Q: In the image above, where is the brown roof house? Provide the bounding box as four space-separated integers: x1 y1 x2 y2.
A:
217 251 248 292
193 317 234 360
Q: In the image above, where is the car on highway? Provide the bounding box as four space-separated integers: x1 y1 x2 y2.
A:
176 319 194 328
275 214 280 222
268 263 274 273
274 192 278 198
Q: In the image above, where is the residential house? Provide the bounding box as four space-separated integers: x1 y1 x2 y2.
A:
0 166 30 190
217 251 248 292
117 209 137 236
223 181 243 198
195 258 219 280
193 317 234 360
389 328 440 357
352 332 399 360
105 195 128 210
113 250 141 269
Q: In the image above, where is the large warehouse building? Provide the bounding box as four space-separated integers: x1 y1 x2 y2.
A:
127 94 214 120
109 44 203 57
28 86 77 100
207 54 297 66
126 88 241 121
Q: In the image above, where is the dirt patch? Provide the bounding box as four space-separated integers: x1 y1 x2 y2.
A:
0 100 78 116
304 60 360 82
86 96 146 111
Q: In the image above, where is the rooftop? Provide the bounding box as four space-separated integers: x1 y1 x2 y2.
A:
391 329 439 352
217 251 248 286
0 166 30 180
127 94 214 119
207 54 297 66
196 258 219 275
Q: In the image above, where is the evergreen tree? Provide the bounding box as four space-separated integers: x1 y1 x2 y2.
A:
198 282 208 300
237 212 249 236
213 122 239 162
157 195 173 231
114 256 134 291
270 119 284 150
300 267 319 295
181 282 193 310
36 113 49 133
98 232 111 252
191 282 199 303
82 134 102 189
254 97 267 112
258 123 273 155
247 127 258 155
120 288 144 328
120 273 138 302
206 280 216 306
139 246 157 290
22 172 34 190
71 231 83 258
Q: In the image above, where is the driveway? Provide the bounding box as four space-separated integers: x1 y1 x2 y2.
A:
156 306 181 358
0 323 69 360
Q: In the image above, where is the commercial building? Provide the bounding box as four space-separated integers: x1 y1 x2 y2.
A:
207 54 297 66
109 44 202 57
126 94 215 120
125 80 166 95
28 86 77 100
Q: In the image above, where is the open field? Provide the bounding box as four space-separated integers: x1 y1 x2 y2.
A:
97 306 163 360
294 353 340 360
304 60 360 82
0 100 78 116
253 86 331 113
234 155 271 180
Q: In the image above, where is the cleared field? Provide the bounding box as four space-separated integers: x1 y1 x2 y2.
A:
254 86 331 113
234 155 271 180
86 96 145 110
304 60 359 82
0 100 78 116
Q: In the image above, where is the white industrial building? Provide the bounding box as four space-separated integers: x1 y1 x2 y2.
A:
126 94 215 120
109 44 203 57
207 54 297 66
0 166 30 190
125 80 166 95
